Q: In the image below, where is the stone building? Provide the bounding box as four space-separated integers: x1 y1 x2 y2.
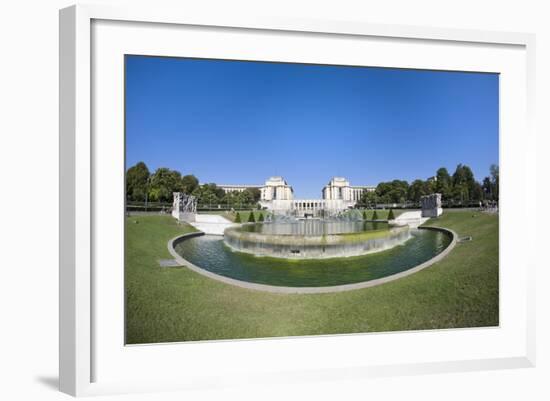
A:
218 176 373 216
217 184 262 194
217 176 293 201
260 176 294 201
322 177 375 203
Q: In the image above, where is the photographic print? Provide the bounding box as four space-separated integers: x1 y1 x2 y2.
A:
125 55 499 344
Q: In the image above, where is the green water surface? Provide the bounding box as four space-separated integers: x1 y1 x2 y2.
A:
175 228 451 287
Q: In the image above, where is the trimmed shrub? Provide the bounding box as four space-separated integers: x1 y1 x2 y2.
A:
387 209 395 220
258 213 264 222
372 210 379 220
362 210 368 220
235 212 241 223
248 211 256 223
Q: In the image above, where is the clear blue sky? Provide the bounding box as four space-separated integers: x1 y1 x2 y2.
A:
126 55 498 198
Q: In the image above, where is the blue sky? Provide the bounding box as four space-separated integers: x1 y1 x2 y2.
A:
126 56 499 198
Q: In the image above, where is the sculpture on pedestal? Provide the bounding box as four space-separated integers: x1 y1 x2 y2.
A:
420 193 443 218
172 192 197 222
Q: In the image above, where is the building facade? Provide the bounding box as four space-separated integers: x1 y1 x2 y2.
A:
260 176 294 201
217 176 293 201
217 176 372 216
217 184 262 194
322 177 375 202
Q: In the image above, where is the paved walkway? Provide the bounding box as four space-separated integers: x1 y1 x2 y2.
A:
188 214 236 235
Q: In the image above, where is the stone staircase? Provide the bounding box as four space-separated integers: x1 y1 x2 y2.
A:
188 214 237 235
392 211 430 228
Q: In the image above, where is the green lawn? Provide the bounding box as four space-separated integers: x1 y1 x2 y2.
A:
197 210 237 221
230 210 269 222
198 210 269 222
125 211 498 344
357 209 403 220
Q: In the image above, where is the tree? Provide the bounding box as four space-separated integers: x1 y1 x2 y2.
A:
482 176 493 199
375 182 392 204
248 211 256 223
376 180 409 204
471 182 483 202
192 183 224 206
481 164 499 202
221 189 259 208
360 191 378 208
244 188 261 203
408 179 430 203
239 189 254 205
234 212 241 223
490 164 499 201
148 167 183 202
126 162 150 201
451 164 476 203
147 187 161 203
258 213 264 222
482 176 496 201
181 174 199 194
372 210 379 220
362 210 367 220
221 191 237 206
434 167 452 200
387 209 395 220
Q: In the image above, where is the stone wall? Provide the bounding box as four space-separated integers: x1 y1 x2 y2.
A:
223 225 411 259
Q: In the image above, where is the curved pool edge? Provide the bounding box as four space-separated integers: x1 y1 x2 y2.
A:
167 226 458 294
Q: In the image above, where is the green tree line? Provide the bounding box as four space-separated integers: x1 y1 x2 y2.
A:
360 164 499 207
126 161 261 207
127 161 498 209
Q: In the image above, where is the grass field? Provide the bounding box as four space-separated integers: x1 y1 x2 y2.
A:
125 210 498 344
197 210 269 222
230 210 269 222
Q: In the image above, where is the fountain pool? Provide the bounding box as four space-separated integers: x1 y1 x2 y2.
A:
173 226 453 288
224 220 412 259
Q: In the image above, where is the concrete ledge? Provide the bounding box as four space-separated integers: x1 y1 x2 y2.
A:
223 224 411 259
167 227 458 294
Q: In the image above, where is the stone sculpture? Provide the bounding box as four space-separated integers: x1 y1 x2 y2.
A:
420 193 443 217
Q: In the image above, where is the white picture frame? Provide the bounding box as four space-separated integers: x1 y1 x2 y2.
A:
59 4 536 397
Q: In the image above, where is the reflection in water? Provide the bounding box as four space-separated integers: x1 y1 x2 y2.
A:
175 229 452 287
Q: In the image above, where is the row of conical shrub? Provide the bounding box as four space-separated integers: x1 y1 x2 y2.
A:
234 210 393 223
234 212 265 223
361 209 395 221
